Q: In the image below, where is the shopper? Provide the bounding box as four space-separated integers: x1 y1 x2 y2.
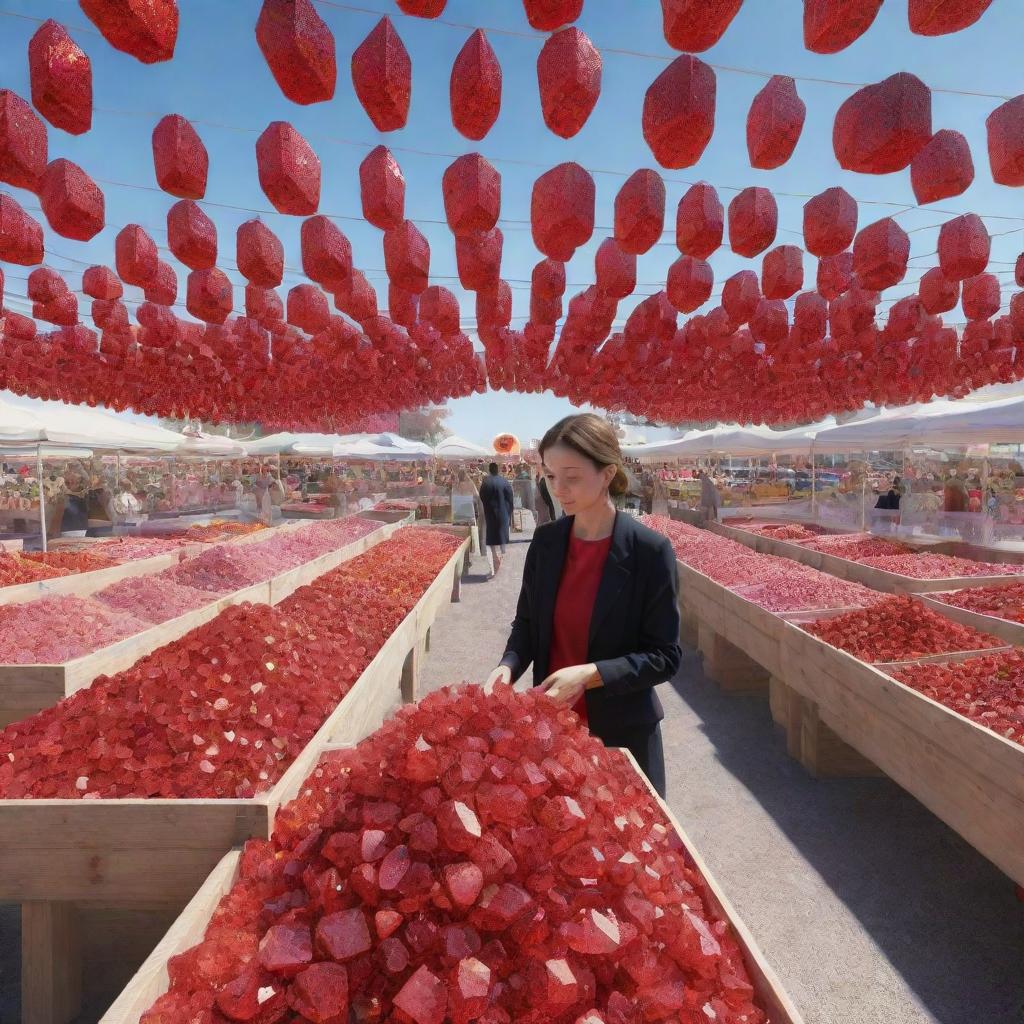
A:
534 468 555 525
478 461 513 576
698 469 720 522
484 413 682 796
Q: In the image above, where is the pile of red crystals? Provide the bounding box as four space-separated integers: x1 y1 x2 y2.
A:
856 553 1023 579
798 533 915 559
0 595 150 664
0 528 462 798
741 523 823 542
21 548 122 573
934 583 1024 624
375 499 418 511
62 536 190 560
0 551 70 586
94 574 218 624
187 521 268 543
802 595 1002 662
891 651 1024 747
140 684 769 1024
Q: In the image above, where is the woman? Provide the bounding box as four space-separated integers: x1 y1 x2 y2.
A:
451 468 481 528
484 414 682 795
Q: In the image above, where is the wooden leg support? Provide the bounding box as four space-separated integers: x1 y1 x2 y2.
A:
768 676 787 727
451 568 461 603
698 623 769 694
21 901 82 1024
401 640 426 704
678 603 699 649
424 627 431 654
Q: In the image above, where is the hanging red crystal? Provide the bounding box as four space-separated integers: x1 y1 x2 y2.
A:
82 265 122 300
802 186 857 259
477 280 512 327
761 245 804 299
0 194 43 265
28 20 92 136
919 266 960 314
834 73 932 174
794 290 827 339
144 260 178 305
79 0 178 64
537 27 601 139
817 251 854 301
728 187 777 258
187 267 233 324
531 162 595 262
986 96 1024 187
351 18 411 132
335 270 377 322
301 216 353 290
613 168 665 256
246 283 283 321
660 0 742 51
937 213 990 281
388 284 418 327
0 90 47 192
420 286 461 334
455 228 502 291
167 199 217 270
667 255 713 313
442 154 501 237
962 273 1000 321
256 0 336 105
751 299 789 346
594 238 636 300
450 30 502 142
38 158 104 241
115 224 158 285
287 283 330 333
237 220 284 287
746 75 805 170
531 259 566 302
909 0 993 35
910 129 974 203
256 121 321 215
384 221 430 294
359 146 405 231
852 218 910 290
27 267 66 302
521 0 583 31
643 55 716 169
804 0 884 53
152 114 208 200
675 182 723 259
722 270 761 324
398 0 447 15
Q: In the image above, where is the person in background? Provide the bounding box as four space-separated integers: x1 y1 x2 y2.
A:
534 467 556 525
479 461 514 577
943 470 968 513
875 475 902 511
451 468 481 530
698 469 720 522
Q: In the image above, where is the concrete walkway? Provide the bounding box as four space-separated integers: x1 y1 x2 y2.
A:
422 518 1024 1024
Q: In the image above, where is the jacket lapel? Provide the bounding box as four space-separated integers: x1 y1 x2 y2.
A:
588 512 632 647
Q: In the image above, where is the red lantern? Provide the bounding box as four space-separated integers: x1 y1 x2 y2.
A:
449 30 502 142
883 295 922 343
521 0 582 31
82 265 122 300
455 228 502 291
387 284 418 328
359 146 405 231
92 298 129 332
746 76 805 170
919 266 960 314
236 220 284 287
187 268 233 324
667 255 713 313
531 162 595 262
804 0 884 53
384 220 430 294
909 0 994 35
594 237 636 300
642 56 716 169
834 73 932 174
301 215 352 290
115 224 158 286
27 267 66 302
761 245 804 299
0 194 43 265
477 281 512 328
722 270 761 324
986 96 1024 187
419 287 461 335
537 28 601 139
532 259 566 301
613 169 665 256
245 284 283 322
817 251 854 301
0 90 47 192
167 199 217 270
28 20 92 135
802 187 857 259
351 18 411 132
38 158 104 241
286 283 329 333
397 0 447 16
751 299 788 346
794 291 827 340
79 0 178 64
660 0 742 52
962 273 1000 321
255 0 336 105
4 310 36 339
144 260 178 305
728 187 777 258
34 292 78 326
852 218 910 290
255 121 320 215
152 114 208 200
937 213 990 281
335 270 378 323
910 129 974 203
675 182 723 259
442 153 501 237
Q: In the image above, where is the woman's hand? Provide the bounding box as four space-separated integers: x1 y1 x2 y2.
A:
538 663 602 704
483 664 512 693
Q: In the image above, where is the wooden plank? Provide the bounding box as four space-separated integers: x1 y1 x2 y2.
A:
22 900 82 1024
768 676 787 727
698 622 770 694
618 748 805 1024
919 593 1024 647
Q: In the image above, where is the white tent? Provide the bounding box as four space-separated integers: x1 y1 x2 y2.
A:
908 394 1024 446
622 431 704 459
177 432 247 458
434 436 491 460
333 434 432 461
811 399 981 452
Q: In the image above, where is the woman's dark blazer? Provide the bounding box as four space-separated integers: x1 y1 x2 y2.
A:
499 511 682 734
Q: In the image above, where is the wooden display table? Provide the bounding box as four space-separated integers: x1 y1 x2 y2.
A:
98 746 804 1024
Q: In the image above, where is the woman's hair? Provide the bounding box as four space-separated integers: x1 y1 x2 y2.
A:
539 414 629 497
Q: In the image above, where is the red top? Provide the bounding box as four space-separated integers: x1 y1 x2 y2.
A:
548 531 613 726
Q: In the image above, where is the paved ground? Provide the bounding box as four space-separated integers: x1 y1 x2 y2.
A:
421 518 1024 1024
2 517 1022 1023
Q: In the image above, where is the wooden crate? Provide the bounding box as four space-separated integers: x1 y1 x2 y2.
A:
920 592 1024 647
0 537 24 551
1 536 468 1024
99 744 803 1024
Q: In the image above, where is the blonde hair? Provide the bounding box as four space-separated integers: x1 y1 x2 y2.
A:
539 414 629 497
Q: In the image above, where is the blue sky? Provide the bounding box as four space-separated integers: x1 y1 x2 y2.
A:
1 0 1022 444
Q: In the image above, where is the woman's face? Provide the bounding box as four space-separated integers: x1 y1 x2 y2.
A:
543 442 614 516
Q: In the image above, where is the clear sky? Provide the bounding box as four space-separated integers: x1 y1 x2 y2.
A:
1 0 1022 445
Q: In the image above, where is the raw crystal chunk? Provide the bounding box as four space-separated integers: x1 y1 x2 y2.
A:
186 267 233 324
660 0 742 51
115 224 158 285
437 799 482 852
152 114 208 199
258 922 312 976
79 0 178 63
613 169 665 256
443 862 484 907
642 55 716 169
38 159 104 241
290 962 349 1024
450 30 501 141
531 162 595 262
392 965 446 1024
442 154 501 237
167 199 217 270
727 186 777 258
537 27 601 139
256 121 321 216
256 0 336 105
317 909 372 962
351 17 411 132
28 20 92 135
237 219 284 287
360 146 405 230
0 90 47 191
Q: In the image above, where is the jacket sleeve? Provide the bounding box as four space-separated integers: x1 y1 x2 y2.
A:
593 536 682 696
499 534 537 682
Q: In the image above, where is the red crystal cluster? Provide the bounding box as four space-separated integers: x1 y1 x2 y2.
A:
802 595 1002 662
798 533 915 559
856 553 1023 579
21 548 121 573
0 529 461 798
187 522 268 543
0 551 70 586
139 684 768 1024
95 575 216 625
90 536 193 560
740 523 823 542
933 583 1024 625
891 651 1024 747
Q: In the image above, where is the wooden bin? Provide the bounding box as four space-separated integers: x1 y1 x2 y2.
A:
99 745 803 1024
919 592 1024 647
0 536 468 1024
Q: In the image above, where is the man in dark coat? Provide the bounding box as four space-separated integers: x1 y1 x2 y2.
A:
479 462 514 577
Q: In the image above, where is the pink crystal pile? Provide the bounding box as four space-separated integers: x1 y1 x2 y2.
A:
21 548 122 573
933 583 1024 625
139 684 769 1024
0 529 462 798
741 522 824 542
0 551 70 586
0 595 149 664
89 536 192 560
856 554 1024 579
798 533 915 559
95 574 218 624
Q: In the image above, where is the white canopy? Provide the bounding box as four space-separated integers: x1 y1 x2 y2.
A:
434 435 492 460
622 431 704 458
242 432 365 457
177 432 247 458
333 433 432 461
